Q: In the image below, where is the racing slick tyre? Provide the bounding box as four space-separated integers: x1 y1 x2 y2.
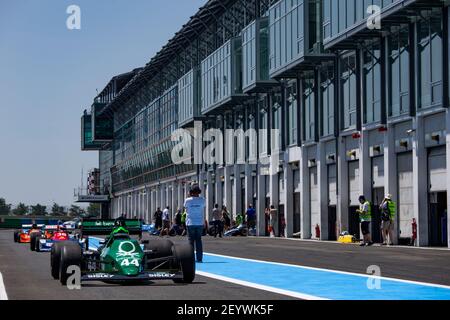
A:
59 242 82 286
30 232 41 251
144 239 173 259
51 242 64 279
172 243 195 284
13 231 19 243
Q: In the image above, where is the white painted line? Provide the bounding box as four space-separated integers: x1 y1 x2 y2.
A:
196 271 327 301
204 252 450 290
249 236 450 251
0 272 8 300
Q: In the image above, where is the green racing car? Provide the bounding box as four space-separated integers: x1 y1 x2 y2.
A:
50 218 195 286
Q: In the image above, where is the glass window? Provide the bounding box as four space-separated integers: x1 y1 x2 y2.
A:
321 65 335 137
269 0 305 75
272 92 283 150
331 0 339 38
388 28 410 117
363 42 381 124
258 96 269 155
417 11 443 109
346 0 355 28
286 81 298 145
340 53 357 130
201 40 238 113
303 73 316 141
323 0 332 40
260 19 270 81
338 0 347 32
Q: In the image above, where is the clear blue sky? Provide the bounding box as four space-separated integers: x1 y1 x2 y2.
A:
0 0 206 206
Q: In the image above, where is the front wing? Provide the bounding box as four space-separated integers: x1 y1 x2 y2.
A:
80 271 183 282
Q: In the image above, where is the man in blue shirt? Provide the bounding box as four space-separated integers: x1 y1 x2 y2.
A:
246 204 256 230
184 184 206 263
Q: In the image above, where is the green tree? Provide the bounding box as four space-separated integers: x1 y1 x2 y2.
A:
31 204 47 216
0 198 11 216
87 203 100 218
68 205 81 217
51 203 66 216
12 203 28 216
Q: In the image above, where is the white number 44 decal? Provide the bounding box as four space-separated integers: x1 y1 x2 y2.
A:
120 259 139 267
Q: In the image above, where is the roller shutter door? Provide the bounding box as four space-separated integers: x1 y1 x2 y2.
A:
310 167 319 235
372 156 384 188
328 164 337 206
398 152 413 237
348 161 360 207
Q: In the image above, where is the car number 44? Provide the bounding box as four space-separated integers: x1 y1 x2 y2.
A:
120 258 139 267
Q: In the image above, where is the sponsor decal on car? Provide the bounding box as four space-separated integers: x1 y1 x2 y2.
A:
148 272 176 278
94 221 115 227
86 273 114 279
116 241 141 267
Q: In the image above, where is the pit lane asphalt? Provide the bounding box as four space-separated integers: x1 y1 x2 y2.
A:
199 236 450 286
2 230 450 300
0 230 292 300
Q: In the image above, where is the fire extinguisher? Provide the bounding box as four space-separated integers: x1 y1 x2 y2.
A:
411 218 417 246
315 224 321 239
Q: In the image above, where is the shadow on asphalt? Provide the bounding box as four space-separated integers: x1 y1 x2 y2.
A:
81 281 207 288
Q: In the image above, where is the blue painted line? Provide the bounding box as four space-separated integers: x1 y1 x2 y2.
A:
196 253 450 300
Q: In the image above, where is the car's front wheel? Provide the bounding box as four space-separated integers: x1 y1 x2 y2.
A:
30 232 41 251
59 243 82 286
172 243 195 284
51 242 63 279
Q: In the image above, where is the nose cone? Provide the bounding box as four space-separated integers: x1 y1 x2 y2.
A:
121 265 140 276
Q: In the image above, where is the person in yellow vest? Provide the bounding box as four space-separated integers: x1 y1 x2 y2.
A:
357 195 373 247
380 194 396 246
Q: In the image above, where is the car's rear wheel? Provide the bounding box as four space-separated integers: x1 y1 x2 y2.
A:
144 239 173 259
30 232 41 251
51 242 63 279
13 231 19 243
172 243 195 284
59 243 82 286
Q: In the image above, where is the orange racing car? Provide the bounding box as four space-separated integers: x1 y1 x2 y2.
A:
14 224 44 243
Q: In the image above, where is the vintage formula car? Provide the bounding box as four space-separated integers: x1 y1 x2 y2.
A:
14 224 44 243
50 219 195 286
31 225 82 252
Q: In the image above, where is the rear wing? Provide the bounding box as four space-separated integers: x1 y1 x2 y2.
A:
44 225 59 231
80 219 142 236
21 224 44 229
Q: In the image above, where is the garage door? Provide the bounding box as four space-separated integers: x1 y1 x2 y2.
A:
310 167 319 236
372 156 384 188
348 161 360 207
429 146 447 192
328 164 337 206
398 152 414 238
279 173 285 205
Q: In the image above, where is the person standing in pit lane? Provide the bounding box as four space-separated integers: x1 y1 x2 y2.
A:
154 208 163 233
246 204 256 230
212 204 223 238
269 205 278 238
357 195 374 247
184 184 206 263
222 205 231 232
161 206 171 236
